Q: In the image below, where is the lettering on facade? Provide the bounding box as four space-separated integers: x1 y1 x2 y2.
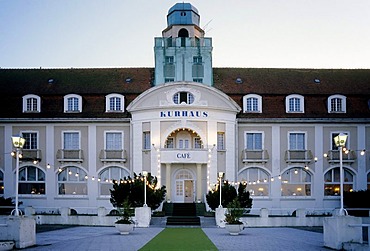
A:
176 153 191 159
160 111 208 118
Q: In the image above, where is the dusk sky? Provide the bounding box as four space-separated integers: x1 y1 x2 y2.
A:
1 0 369 69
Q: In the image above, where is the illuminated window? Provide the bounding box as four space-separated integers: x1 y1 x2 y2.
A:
281 168 311 196
239 168 270 196
0 169 4 194
324 167 353 196
19 166 45 195
99 167 130 196
58 166 87 195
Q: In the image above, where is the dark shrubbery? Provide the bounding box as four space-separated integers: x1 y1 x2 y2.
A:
110 172 166 210
206 181 252 211
0 196 21 215
344 190 370 216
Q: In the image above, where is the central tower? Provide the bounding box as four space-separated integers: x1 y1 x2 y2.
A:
154 3 213 86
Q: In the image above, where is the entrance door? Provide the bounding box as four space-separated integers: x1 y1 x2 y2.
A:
184 180 194 202
173 169 195 203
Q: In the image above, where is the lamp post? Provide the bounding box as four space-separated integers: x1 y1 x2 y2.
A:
218 172 224 208
334 133 348 216
11 135 26 216
143 171 148 207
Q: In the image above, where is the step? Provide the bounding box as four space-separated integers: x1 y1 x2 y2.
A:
166 216 201 226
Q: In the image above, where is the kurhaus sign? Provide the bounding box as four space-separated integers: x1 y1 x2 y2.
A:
160 110 209 118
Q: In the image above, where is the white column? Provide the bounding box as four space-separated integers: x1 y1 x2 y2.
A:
225 121 236 182
45 125 56 200
207 121 218 187
196 163 202 201
357 125 366 190
270 125 281 207
88 125 97 204
151 121 161 186
4 125 13 198
131 121 142 175
166 163 171 201
314 125 324 208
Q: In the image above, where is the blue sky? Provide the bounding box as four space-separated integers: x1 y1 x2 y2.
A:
1 0 369 69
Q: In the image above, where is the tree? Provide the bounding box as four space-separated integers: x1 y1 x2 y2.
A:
206 181 253 211
110 172 166 210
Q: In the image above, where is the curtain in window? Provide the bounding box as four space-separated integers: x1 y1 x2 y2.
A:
106 132 122 150
64 132 79 150
246 133 262 150
289 133 305 150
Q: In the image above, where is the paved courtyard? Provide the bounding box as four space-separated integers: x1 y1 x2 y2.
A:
26 225 329 251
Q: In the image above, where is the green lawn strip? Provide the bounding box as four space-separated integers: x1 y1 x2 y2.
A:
139 228 218 251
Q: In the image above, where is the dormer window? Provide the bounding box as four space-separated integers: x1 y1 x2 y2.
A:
64 94 82 113
243 94 262 113
286 94 304 113
328 95 346 113
173 92 194 104
22 94 41 113
105 94 124 112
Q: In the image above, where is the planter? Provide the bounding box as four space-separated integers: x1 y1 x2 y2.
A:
114 223 134 235
225 223 244 235
0 241 15 251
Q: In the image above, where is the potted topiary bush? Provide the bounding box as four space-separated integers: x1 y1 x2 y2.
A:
114 199 135 235
224 198 245 235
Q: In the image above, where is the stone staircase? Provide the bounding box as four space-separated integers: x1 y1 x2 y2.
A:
166 203 201 226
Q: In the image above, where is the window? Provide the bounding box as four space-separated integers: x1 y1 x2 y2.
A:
21 132 38 150
289 132 305 150
217 132 225 150
166 137 174 148
246 132 263 150
239 168 270 196
143 132 151 150
328 95 346 113
64 94 82 112
281 168 311 196
193 56 202 64
63 132 80 150
165 56 174 64
19 166 45 195
367 172 370 190
105 132 123 150
173 92 194 104
243 94 262 113
178 139 189 149
99 167 130 196
105 94 124 112
331 132 349 150
286 94 304 113
194 137 202 149
193 78 203 83
324 168 353 196
0 170 4 194
22 94 41 113
165 78 174 83
58 166 87 195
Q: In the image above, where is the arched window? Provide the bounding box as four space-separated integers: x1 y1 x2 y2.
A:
22 94 41 113
0 169 4 194
173 92 194 104
328 94 346 113
99 167 130 196
58 166 87 195
285 94 304 113
19 166 45 195
243 94 262 113
324 167 354 196
64 94 82 112
238 168 270 196
105 94 124 112
175 169 193 180
178 28 189 37
281 168 311 196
